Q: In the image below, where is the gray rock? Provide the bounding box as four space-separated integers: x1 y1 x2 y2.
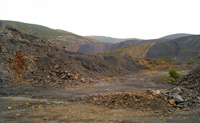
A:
79 78 85 82
172 93 184 102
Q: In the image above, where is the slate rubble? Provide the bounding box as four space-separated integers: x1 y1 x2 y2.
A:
0 26 142 88
179 66 200 90
83 87 200 113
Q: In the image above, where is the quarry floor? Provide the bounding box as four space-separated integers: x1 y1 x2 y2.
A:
0 71 200 123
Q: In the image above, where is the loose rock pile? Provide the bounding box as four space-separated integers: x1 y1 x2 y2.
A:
0 26 142 88
83 87 200 113
179 66 200 90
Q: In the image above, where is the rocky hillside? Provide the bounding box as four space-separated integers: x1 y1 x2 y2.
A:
1 20 75 38
67 33 192 54
159 33 192 40
146 35 200 62
65 40 140 53
86 39 168 56
0 26 142 88
87 36 140 43
95 43 155 58
1 20 102 45
89 35 200 63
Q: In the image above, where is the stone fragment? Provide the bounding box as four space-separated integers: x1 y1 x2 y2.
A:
79 78 85 82
172 93 184 102
172 87 182 94
169 99 176 105
163 96 168 101
54 64 59 69
7 106 12 110
61 74 66 79
147 95 154 100
152 90 161 95
70 75 79 80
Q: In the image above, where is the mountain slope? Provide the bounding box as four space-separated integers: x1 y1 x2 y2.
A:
159 33 192 40
95 43 155 58
87 36 140 43
89 35 200 63
65 38 169 54
146 35 200 62
1 20 102 45
65 40 139 54
2 20 75 38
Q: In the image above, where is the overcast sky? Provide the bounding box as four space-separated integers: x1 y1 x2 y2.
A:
0 0 200 39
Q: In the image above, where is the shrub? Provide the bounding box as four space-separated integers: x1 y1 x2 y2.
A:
144 66 150 70
169 68 182 80
20 26 24 32
198 53 200 58
151 64 156 67
174 57 177 61
188 59 194 64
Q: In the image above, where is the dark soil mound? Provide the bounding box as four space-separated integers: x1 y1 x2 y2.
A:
0 26 143 88
179 66 200 90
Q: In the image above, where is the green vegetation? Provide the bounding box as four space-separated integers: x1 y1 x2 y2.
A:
160 68 182 83
95 43 155 58
144 66 150 70
2 20 77 38
174 57 177 61
198 53 200 58
1 20 103 45
188 58 194 64
159 57 172 63
151 64 156 67
169 68 182 80
20 26 24 32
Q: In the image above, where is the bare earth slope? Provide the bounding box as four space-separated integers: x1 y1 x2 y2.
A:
0 26 142 88
146 35 200 62
1 20 102 45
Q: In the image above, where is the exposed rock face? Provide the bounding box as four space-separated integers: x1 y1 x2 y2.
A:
179 66 200 90
0 26 143 87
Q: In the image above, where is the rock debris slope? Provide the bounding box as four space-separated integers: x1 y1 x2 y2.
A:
179 66 200 90
0 26 142 88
